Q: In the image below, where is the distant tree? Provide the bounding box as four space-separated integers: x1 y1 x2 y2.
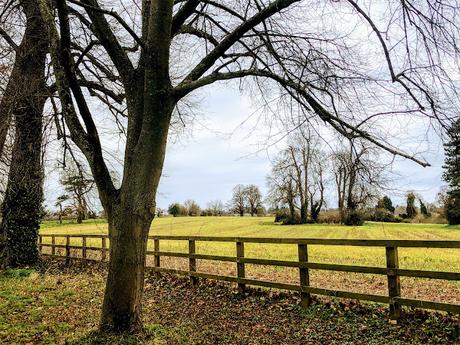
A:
231 185 247 216
244 185 262 216
442 118 460 225
406 192 417 219
333 143 386 225
266 156 298 222
377 196 395 213
60 162 94 224
168 203 183 217
267 130 326 224
184 199 201 216
308 155 326 223
207 200 225 216
55 194 70 224
419 199 430 218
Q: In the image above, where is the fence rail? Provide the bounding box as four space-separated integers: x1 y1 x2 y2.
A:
38 233 460 319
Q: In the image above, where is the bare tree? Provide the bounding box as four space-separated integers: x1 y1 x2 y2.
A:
333 142 386 222
268 130 326 223
39 0 460 332
245 185 262 216
266 154 298 220
206 199 225 216
308 152 326 223
230 184 247 216
184 199 200 216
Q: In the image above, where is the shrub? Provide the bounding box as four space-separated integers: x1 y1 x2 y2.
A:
343 211 364 226
274 209 300 225
318 210 342 224
371 208 401 223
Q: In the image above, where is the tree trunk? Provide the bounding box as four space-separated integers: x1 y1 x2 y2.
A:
0 1 48 268
100 209 152 332
299 201 307 224
58 206 62 225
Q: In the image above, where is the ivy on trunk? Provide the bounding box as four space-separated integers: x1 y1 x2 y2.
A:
0 0 48 268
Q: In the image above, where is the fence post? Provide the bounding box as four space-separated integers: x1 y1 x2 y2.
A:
189 239 197 285
51 235 56 256
154 238 160 270
298 243 311 308
101 237 107 262
65 236 70 266
82 236 87 260
38 235 42 253
236 240 245 293
386 246 401 322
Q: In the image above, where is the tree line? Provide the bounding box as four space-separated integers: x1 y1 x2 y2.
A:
167 184 264 217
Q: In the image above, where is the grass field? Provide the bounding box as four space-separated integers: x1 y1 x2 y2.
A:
40 217 460 304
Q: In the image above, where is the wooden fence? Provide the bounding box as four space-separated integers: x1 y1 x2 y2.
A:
38 234 460 321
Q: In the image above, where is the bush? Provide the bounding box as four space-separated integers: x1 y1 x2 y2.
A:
371 208 401 223
343 211 364 226
274 209 300 225
318 210 342 224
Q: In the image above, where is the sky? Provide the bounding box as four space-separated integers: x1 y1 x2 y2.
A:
155 86 446 211
42 82 447 213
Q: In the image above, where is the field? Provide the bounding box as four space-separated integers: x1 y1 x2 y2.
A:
0 217 459 344
40 217 460 304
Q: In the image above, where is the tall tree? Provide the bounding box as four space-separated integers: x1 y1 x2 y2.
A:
267 151 298 221
39 0 459 332
333 143 385 222
406 192 417 219
308 157 326 223
443 118 460 225
377 196 395 214
244 185 262 216
0 0 49 268
231 184 247 217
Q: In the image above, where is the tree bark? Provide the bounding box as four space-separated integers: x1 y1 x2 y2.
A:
100 208 152 332
0 1 48 268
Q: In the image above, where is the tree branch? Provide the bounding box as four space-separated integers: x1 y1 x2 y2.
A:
176 68 430 167
75 0 135 88
171 0 201 36
0 27 17 51
181 0 299 83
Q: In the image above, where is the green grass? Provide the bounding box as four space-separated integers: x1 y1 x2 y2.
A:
40 217 460 272
1 268 457 344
